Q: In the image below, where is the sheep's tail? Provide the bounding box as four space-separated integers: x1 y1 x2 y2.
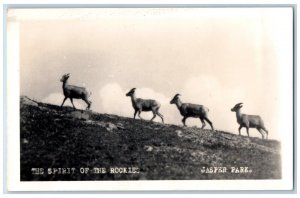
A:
85 90 92 98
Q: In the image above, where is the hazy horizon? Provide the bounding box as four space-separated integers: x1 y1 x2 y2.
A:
8 8 293 140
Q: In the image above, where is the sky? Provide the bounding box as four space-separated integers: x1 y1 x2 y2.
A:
8 8 293 140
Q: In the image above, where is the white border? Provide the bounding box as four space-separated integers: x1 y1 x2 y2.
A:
4 3 296 192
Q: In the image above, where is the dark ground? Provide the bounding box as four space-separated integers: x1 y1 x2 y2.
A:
20 96 281 181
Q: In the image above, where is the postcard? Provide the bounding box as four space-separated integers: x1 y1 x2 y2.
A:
5 6 294 191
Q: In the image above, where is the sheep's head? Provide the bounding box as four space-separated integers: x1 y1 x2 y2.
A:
60 73 70 82
170 94 180 104
231 103 243 112
126 88 136 97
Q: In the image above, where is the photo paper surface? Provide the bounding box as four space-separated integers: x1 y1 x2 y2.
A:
6 6 294 191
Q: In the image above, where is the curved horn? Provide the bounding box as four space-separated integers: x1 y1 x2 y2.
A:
130 88 136 92
174 93 181 98
236 102 243 107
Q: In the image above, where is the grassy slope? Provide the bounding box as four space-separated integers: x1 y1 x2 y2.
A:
20 97 281 181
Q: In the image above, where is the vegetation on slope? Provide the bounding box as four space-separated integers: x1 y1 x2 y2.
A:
20 96 281 181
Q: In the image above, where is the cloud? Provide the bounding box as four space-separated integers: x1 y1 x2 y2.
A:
42 79 273 139
95 79 247 132
181 75 276 139
180 75 248 134
96 83 132 117
97 83 180 123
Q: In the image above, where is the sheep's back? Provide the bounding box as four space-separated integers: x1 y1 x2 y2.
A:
66 85 88 98
136 98 160 111
181 103 208 117
241 114 264 127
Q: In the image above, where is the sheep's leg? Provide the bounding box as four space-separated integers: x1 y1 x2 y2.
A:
238 126 243 136
204 117 214 131
182 117 187 126
261 127 269 139
133 110 137 119
83 98 91 110
61 97 67 108
257 128 264 139
150 110 157 122
138 110 144 120
200 118 206 129
156 111 164 123
246 127 250 137
70 98 76 110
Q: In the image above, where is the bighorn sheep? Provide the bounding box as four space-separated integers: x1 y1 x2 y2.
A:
126 88 164 123
60 73 92 110
231 103 268 139
170 94 214 130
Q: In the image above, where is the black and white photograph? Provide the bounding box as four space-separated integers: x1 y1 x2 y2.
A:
6 5 294 191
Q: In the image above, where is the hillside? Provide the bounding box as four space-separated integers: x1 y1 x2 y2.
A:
20 96 281 181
